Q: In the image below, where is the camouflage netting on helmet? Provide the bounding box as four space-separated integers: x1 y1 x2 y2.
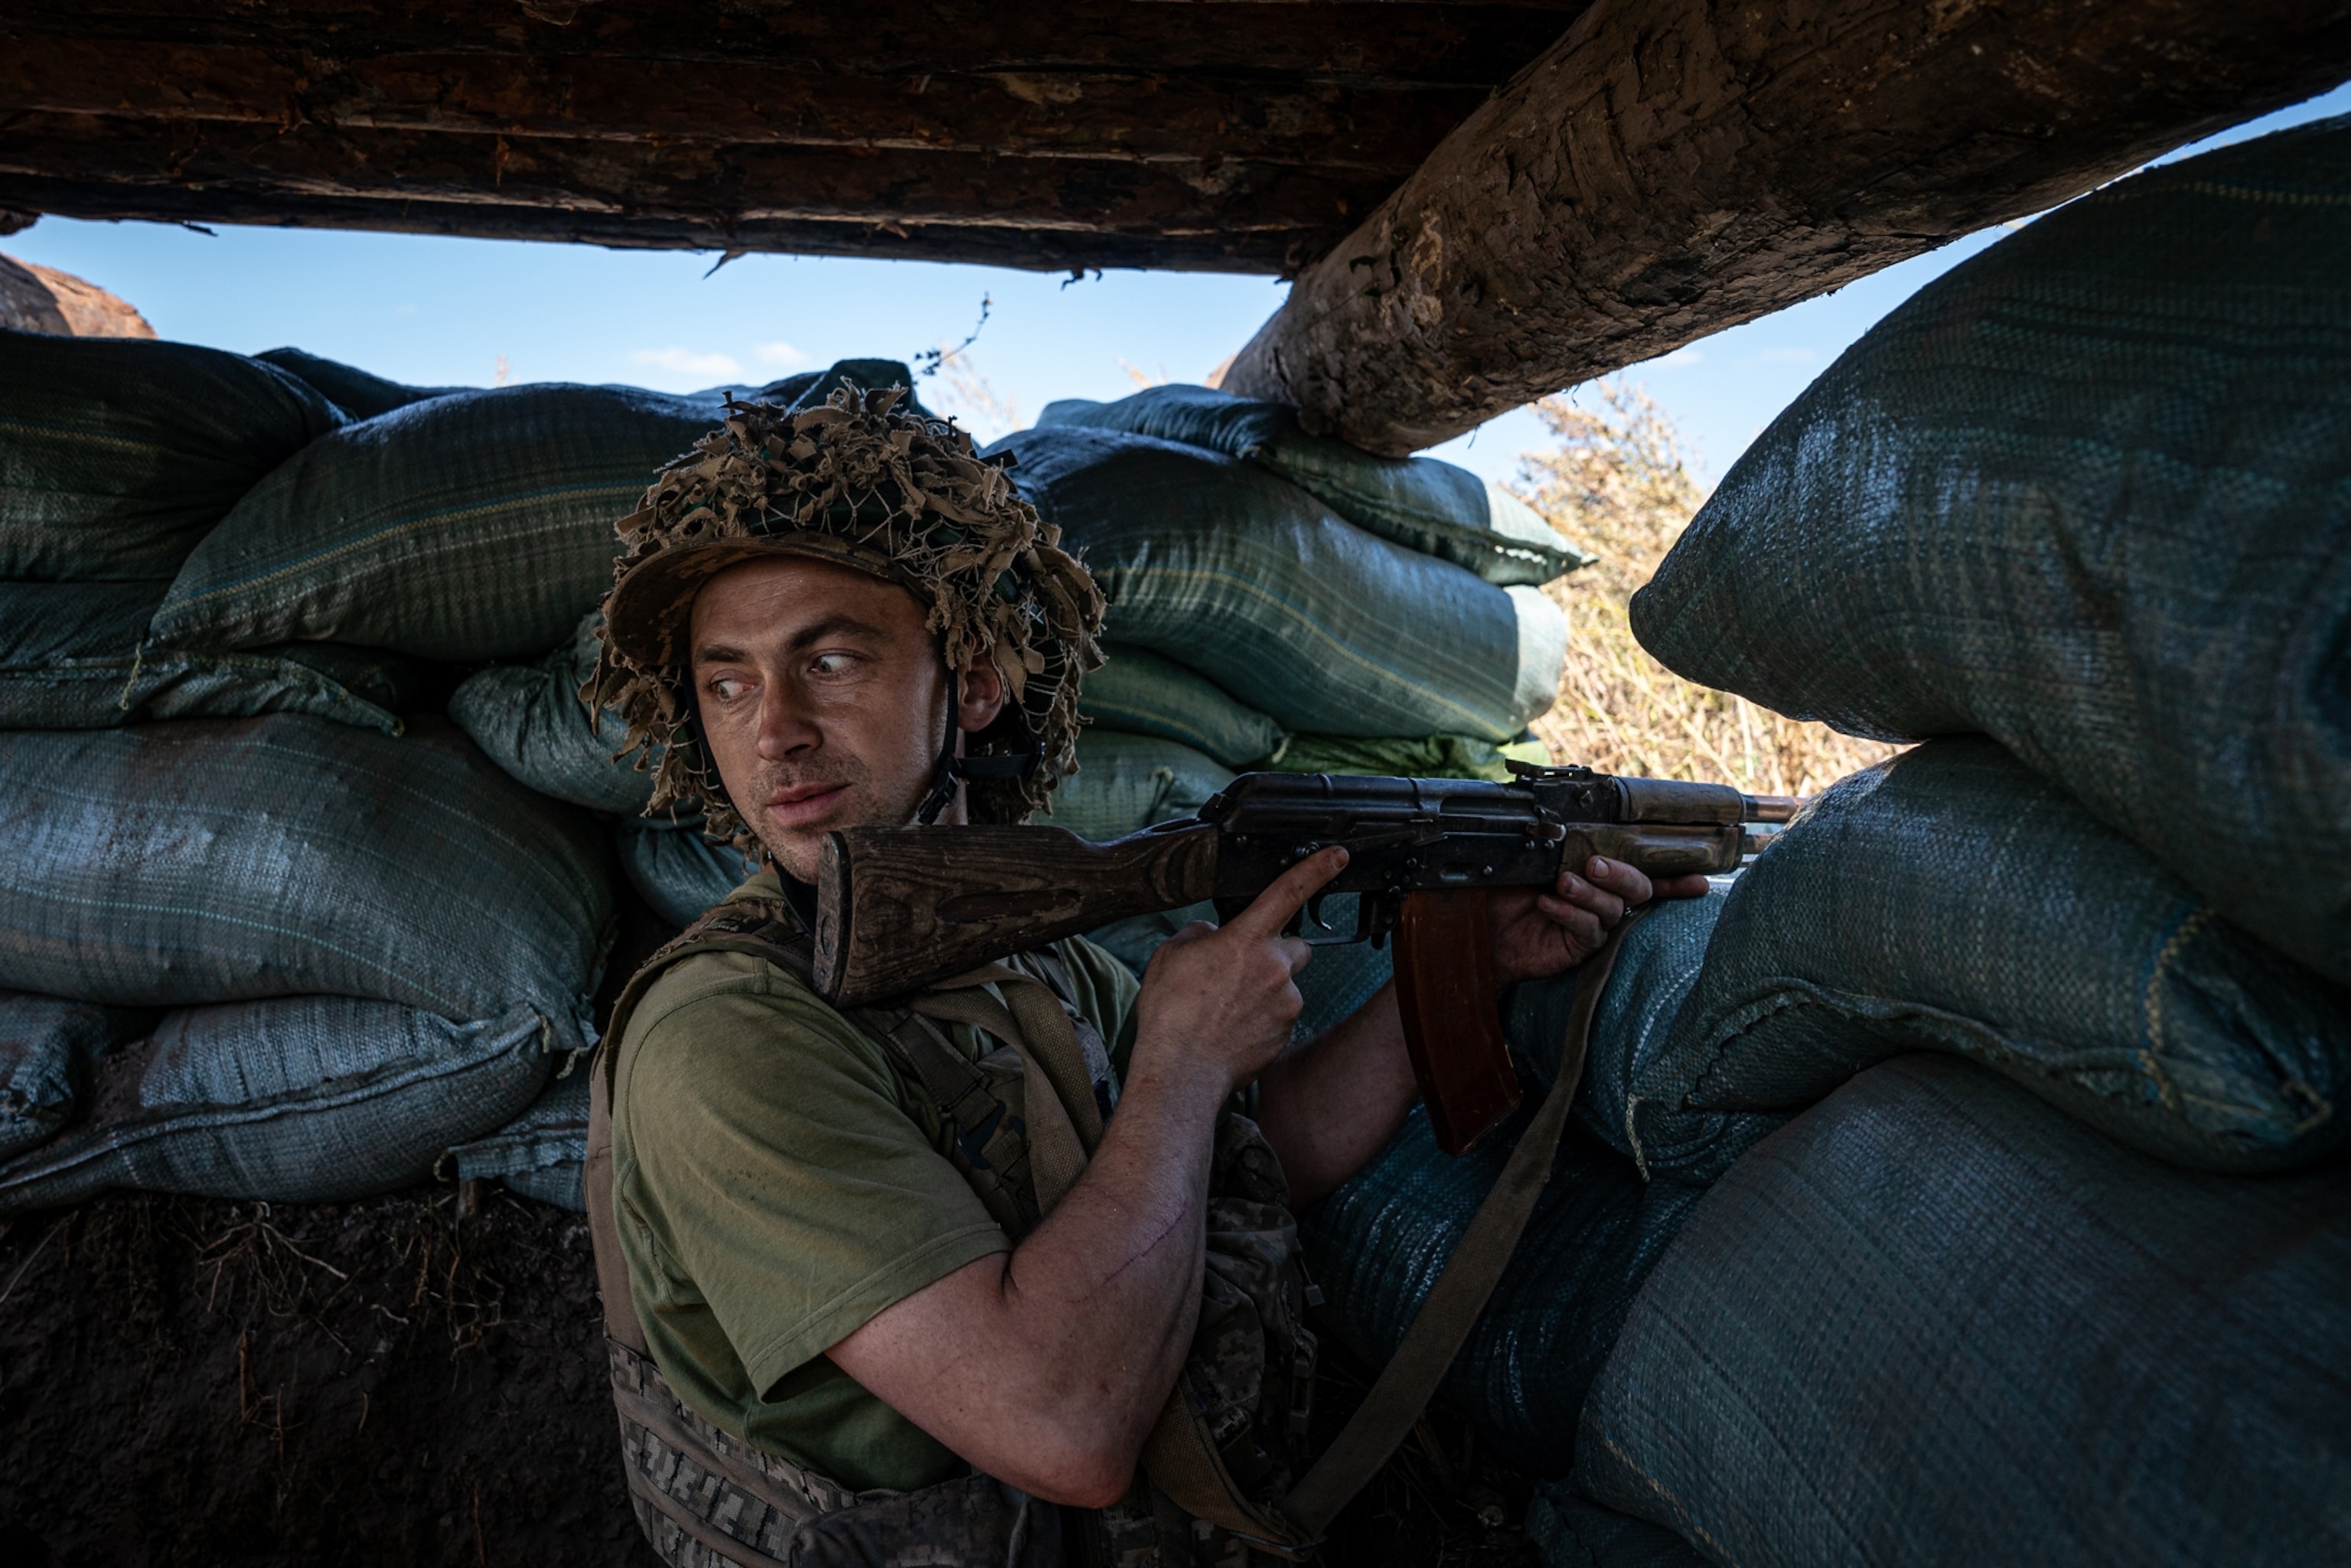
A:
588 384 1105 843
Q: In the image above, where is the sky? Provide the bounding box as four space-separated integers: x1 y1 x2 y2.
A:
7 81 2345 491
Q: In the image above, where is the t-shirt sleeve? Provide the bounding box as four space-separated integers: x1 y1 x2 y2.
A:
1055 934 1143 1076
621 969 1012 1397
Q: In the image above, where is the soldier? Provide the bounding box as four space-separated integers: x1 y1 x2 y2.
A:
582 384 1696 1565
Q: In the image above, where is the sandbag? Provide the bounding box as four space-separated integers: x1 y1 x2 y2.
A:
0 579 439 734
1573 1055 2351 1568
1080 645 1284 768
1629 118 2351 986
0 330 344 582
0 715 611 1057
448 1064 590 1211
1043 729 1234 843
990 426 1567 741
1036 384 1590 588
253 347 471 420
615 819 752 931
0 991 149 1161
1502 889 1775 1185
1302 1103 1706 1477
1642 738 2351 1178
148 384 718 661
0 997 555 1213
449 610 657 813
1526 1489 1709 1568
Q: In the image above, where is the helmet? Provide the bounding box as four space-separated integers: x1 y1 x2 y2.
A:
589 382 1105 846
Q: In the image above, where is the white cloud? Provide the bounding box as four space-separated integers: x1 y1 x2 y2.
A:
1743 347 1818 366
1658 347 1704 368
629 347 744 379
755 341 810 367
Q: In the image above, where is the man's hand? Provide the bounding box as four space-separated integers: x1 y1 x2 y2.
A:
1488 856 1711 985
1132 846 1350 1098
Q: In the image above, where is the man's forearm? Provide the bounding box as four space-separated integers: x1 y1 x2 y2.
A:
1254 981 1420 1208
827 1037 1228 1504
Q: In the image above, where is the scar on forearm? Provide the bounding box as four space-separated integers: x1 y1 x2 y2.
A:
1100 1205 1189 1287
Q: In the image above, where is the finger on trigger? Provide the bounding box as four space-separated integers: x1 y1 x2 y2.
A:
1227 846 1350 940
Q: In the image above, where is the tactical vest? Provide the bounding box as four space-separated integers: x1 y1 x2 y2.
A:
583 892 1643 1567
584 893 1324 1567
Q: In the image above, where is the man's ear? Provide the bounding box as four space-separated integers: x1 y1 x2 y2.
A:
955 656 1009 733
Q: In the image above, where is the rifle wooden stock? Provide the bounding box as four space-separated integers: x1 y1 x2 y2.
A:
814 821 1221 1007
1392 888 1520 1156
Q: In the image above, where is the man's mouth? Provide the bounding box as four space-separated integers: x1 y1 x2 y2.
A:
763 781 851 827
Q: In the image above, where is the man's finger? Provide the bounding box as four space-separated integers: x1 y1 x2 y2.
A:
1580 855 1656 908
1536 894 1606 949
1224 846 1350 940
1655 873 1714 901
1277 936 1314 978
1553 869 1627 928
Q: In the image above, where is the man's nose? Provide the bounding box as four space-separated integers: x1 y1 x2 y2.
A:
753 683 822 758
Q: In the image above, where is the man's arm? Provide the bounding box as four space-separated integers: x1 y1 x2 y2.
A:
1255 856 1707 1208
826 847 1349 1509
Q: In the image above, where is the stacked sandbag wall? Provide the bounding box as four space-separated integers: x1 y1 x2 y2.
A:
1 340 1589 1216
1540 117 2351 1563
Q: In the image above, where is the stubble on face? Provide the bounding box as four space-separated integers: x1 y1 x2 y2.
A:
686 556 949 883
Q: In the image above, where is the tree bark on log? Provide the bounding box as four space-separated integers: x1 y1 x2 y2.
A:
1221 0 2351 455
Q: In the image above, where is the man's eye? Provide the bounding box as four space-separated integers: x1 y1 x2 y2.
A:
811 652 856 676
706 675 743 702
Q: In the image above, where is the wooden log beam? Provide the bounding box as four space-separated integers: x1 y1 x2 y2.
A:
5 2 1585 90
0 37 1475 174
1221 0 2351 454
0 112 1372 270
0 174 1258 272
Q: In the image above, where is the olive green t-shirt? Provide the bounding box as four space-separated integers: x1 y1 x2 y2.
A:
608 872 1140 1494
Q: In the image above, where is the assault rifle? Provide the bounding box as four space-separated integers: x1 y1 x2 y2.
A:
812 764 1800 1155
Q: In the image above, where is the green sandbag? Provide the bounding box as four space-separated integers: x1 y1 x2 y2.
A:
253 347 471 420
615 818 753 930
0 714 612 1058
0 990 150 1162
0 996 555 1213
1644 738 2351 1178
1080 645 1284 768
1526 1489 1707 1568
448 610 658 813
0 579 438 734
147 383 718 661
993 426 1567 741
0 328 344 581
1267 732 1551 782
1037 384 1590 588
1573 1055 2351 1568
1630 117 2351 986
449 1068 592 1212
1042 729 1234 843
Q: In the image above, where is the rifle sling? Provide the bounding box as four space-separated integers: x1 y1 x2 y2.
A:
1277 908 1648 1540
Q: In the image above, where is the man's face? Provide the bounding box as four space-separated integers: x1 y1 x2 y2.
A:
688 555 992 882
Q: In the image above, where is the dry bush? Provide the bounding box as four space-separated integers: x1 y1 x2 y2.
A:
1512 382 1898 797
924 342 1023 444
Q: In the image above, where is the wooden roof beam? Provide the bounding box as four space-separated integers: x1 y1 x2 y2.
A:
0 112 1369 272
1222 0 2351 455
0 38 1473 174
7 2 1586 90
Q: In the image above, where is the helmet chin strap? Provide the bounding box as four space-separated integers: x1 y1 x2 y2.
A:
915 666 1042 825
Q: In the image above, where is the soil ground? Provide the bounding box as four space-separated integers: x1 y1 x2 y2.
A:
0 1187 1541 1568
